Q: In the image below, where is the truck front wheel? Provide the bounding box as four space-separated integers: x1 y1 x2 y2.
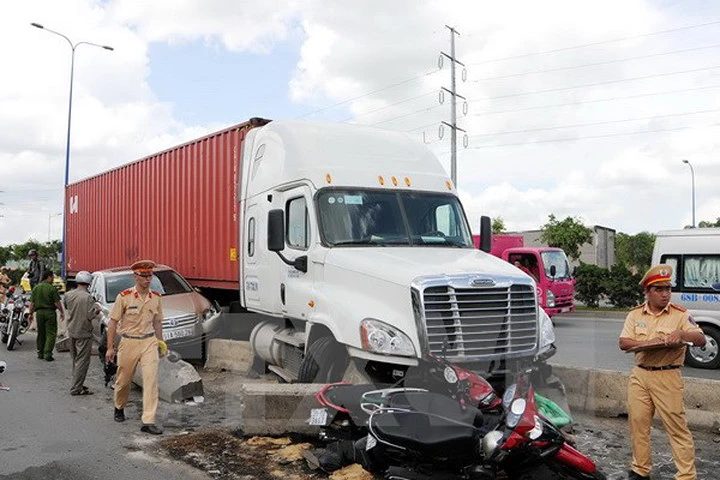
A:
298 336 349 383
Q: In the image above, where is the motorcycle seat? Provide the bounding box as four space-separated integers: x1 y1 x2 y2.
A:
386 390 484 426
370 409 481 459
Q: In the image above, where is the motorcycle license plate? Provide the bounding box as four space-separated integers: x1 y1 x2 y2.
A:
163 327 193 341
308 408 329 426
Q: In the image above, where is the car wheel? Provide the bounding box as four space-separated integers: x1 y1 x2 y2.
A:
297 336 349 383
685 324 720 369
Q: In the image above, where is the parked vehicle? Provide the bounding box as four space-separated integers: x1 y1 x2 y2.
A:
0 288 30 350
473 235 576 317
66 119 560 392
88 265 221 359
20 272 66 294
652 228 720 369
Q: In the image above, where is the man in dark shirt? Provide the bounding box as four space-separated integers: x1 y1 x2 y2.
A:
29 270 64 361
27 249 45 290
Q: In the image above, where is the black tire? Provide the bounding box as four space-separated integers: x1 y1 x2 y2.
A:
7 320 19 351
685 324 720 369
1 334 7 344
297 336 349 383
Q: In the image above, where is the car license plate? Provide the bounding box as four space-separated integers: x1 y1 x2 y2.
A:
308 408 329 426
163 327 194 341
561 307 571 313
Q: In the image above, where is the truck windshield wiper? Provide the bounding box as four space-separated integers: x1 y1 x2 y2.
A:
332 240 380 246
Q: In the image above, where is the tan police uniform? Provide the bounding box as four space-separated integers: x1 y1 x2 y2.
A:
620 265 703 480
110 284 163 425
0 270 9 303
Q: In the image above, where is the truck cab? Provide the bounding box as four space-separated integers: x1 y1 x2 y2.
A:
502 247 575 317
238 121 557 384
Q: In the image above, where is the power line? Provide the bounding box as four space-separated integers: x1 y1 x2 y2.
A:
465 19 720 66
468 107 720 138
337 91 437 123
468 65 720 101
472 84 720 116
463 122 720 149
294 69 440 119
364 103 445 127
471 43 720 82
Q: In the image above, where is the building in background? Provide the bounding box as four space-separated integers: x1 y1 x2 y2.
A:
509 226 616 268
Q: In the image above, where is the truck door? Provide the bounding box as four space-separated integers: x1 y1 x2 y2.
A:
281 186 316 321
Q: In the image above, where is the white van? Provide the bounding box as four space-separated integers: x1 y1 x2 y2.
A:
653 228 720 369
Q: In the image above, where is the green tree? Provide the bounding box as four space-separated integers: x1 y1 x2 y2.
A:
698 218 720 228
491 217 506 234
605 264 644 308
539 214 593 261
574 264 608 308
615 231 655 272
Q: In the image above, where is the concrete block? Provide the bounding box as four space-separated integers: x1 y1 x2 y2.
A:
55 336 71 352
133 357 203 403
240 383 323 436
551 363 720 432
205 339 253 373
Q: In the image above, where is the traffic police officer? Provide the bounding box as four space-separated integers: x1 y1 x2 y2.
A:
105 260 168 435
28 270 64 360
619 264 706 480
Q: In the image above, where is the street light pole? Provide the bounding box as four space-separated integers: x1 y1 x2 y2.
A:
31 23 113 278
682 159 696 228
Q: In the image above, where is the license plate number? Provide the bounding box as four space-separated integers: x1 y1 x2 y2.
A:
308 408 329 426
163 327 194 341
561 307 571 313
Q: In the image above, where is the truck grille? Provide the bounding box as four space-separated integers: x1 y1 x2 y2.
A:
422 284 537 359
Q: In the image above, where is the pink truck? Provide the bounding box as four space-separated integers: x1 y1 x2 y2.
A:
473 234 576 316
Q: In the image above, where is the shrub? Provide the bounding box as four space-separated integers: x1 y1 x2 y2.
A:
605 264 644 308
574 264 608 307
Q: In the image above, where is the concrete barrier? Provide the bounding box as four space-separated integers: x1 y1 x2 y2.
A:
239 383 323 436
551 364 720 431
133 357 203 403
205 339 253 374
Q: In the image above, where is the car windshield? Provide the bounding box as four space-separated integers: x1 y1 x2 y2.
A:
105 269 193 302
541 250 572 279
317 189 473 247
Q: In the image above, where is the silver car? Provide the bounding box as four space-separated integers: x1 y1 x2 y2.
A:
89 265 221 358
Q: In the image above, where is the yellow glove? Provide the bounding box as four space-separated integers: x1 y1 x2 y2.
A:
157 340 168 357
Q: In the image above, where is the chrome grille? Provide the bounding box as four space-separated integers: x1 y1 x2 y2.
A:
423 284 537 359
163 313 197 329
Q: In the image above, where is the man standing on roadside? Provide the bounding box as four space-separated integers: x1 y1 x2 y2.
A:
619 264 706 480
105 260 168 435
64 271 99 395
27 249 45 290
0 267 10 304
29 270 64 361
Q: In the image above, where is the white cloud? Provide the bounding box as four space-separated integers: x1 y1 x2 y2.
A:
2 0 720 250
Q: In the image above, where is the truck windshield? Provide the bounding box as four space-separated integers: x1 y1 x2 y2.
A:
317 189 473 247
541 250 572 279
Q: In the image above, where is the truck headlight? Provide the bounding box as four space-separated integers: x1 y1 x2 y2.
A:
538 308 555 352
360 319 416 357
546 289 556 308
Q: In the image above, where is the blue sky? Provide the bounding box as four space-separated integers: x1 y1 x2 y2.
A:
1 0 719 246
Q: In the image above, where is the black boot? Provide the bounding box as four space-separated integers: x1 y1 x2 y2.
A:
114 408 125 422
628 470 650 480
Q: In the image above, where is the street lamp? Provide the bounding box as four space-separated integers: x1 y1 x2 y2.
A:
682 159 696 228
31 23 113 278
48 212 62 241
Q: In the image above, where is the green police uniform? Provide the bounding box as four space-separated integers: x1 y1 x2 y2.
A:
31 282 61 359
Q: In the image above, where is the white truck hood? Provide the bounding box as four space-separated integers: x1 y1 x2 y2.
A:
323 247 528 285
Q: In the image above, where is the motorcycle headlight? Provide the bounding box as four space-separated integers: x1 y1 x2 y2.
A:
360 319 416 357
546 290 556 308
506 398 527 428
538 308 555 352
502 383 517 411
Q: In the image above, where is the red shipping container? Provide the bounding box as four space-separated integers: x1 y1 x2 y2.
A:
65 119 258 290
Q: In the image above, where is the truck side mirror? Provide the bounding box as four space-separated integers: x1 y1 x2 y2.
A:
550 265 556 278
267 209 285 252
479 216 492 253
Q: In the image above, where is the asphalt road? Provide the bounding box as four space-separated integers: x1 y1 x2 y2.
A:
551 314 720 381
0 333 209 479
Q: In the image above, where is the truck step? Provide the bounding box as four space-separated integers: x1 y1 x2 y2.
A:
268 365 299 383
275 332 305 348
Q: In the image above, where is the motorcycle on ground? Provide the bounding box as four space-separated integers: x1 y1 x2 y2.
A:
309 368 605 480
0 288 30 351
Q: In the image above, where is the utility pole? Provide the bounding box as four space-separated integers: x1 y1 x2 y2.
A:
439 25 467 187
